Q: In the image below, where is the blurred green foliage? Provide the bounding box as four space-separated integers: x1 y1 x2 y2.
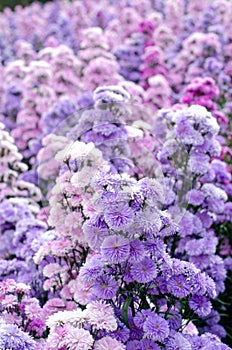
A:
0 0 50 11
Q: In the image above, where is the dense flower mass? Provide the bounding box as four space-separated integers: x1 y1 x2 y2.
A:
0 0 232 349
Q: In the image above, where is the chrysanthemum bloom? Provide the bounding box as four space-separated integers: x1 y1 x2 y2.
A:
176 120 204 146
167 275 192 298
83 218 108 250
104 203 134 230
101 235 130 263
93 336 126 350
46 309 87 329
139 338 161 350
143 314 169 342
93 274 118 299
130 256 158 283
79 254 104 284
134 309 154 329
189 295 212 317
61 327 94 350
0 323 35 350
165 332 192 350
186 189 205 206
85 300 117 332
188 152 210 175
129 239 146 262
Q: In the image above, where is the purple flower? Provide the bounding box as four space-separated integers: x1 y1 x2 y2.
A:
101 235 130 263
134 309 154 329
143 314 169 342
109 321 130 343
166 333 192 350
178 212 194 237
186 189 205 206
126 340 140 350
208 324 226 339
189 152 210 175
104 203 134 230
83 217 108 250
139 339 161 349
130 257 158 283
167 275 192 298
0 323 35 350
93 274 118 299
204 310 220 326
129 239 146 262
79 254 104 284
176 120 204 146
134 206 162 235
189 295 212 317
167 311 182 330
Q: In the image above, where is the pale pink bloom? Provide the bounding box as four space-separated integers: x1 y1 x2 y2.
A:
45 325 69 350
1 295 17 308
93 336 126 350
43 263 63 278
61 327 94 350
50 238 72 256
42 298 66 316
85 300 117 332
1 313 21 326
69 277 93 305
24 299 43 318
43 278 57 291
182 320 199 335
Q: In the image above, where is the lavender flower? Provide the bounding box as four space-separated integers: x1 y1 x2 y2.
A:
167 275 192 298
93 336 126 350
165 332 192 350
104 203 134 230
101 235 130 263
0 324 35 350
143 314 170 342
93 274 118 299
189 295 212 317
130 257 158 283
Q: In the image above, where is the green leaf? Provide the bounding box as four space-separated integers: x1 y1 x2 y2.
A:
122 296 132 328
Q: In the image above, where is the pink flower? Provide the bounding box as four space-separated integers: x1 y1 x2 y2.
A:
85 300 117 332
93 336 126 350
61 327 94 350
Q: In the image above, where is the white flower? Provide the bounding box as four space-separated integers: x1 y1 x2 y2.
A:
55 141 96 162
46 309 87 329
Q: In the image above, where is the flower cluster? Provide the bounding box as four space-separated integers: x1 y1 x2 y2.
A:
0 0 232 349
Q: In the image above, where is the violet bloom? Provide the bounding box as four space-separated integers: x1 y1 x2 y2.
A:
186 189 205 206
79 254 103 284
139 339 161 349
189 152 210 175
176 120 204 146
0 323 35 350
189 295 212 317
83 218 108 250
167 275 192 298
93 274 118 299
104 203 134 231
165 332 192 350
93 336 125 350
143 314 169 342
129 239 146 262
178 212 194 237
130 257 158 283
134 309 154 329
101 235 130 263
